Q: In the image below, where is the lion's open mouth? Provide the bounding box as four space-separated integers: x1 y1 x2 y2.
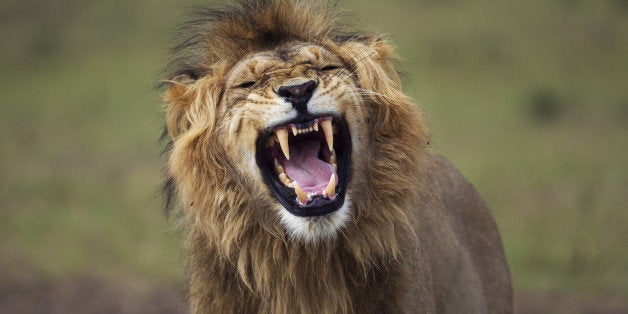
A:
256 116 351 217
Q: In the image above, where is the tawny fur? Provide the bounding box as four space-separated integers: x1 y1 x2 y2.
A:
161 0 512 313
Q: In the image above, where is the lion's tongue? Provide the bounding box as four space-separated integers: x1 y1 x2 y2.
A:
284 139 334 193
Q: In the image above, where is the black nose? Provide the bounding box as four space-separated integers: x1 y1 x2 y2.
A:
277 80 317 114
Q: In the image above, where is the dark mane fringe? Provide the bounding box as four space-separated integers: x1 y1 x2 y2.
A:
163 0 355 83
159 126 176 216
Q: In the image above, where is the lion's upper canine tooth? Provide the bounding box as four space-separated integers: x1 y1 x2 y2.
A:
274 128 290 160
325 173 337 197
321 119 334 152
293 181 308 204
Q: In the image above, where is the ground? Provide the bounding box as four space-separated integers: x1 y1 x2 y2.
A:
0 276 626 313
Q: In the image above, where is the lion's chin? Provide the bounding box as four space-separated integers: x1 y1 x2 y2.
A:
256 115 352 218
277 196 351 243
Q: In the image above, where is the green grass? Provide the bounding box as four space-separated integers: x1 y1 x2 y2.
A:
1 0 627 299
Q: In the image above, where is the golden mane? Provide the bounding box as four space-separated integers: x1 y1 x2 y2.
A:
161 0 511 313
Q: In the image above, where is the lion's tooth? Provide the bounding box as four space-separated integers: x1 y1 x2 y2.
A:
275 129 290 160
291 126 298 136
321 119 334 152
329 151 336 164
279 173 289 185
313 122 319 132
293 181 308 204
274 159 285 174
325 173 337 197
332 163 337 172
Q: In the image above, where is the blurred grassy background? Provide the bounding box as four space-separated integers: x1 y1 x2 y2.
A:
1 0 627 312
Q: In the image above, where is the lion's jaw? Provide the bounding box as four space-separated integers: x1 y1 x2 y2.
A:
222 43 364 243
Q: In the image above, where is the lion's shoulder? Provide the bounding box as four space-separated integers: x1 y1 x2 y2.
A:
417 152 513 312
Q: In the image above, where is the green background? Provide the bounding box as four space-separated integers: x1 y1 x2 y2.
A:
1 0 627 312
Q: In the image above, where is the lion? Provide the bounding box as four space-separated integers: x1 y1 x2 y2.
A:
160 0 512 313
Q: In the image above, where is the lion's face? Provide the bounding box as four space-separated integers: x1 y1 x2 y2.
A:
218 43 366 241
163 2 418 244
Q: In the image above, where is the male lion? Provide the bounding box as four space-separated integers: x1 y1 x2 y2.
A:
161 0 512 313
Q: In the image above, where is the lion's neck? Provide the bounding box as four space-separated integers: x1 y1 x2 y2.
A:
184 206 416 313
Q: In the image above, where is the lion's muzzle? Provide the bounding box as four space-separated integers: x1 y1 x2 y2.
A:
256 114 351 217
276 80 317 115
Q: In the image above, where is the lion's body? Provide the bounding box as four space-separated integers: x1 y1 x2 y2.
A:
161 1 512 313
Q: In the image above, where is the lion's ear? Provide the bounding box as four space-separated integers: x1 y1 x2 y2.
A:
163 76 195 139
162 74 221 139
335 36 418 135
337 36 402 92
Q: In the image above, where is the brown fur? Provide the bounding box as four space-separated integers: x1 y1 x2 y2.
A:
161 0 512 313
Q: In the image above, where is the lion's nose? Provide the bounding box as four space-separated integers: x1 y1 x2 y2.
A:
277 80 317 114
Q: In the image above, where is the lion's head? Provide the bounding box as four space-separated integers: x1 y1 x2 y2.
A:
162 0 429 245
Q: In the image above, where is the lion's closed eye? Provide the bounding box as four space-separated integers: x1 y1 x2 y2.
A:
235 81 256 89
319 64 342 72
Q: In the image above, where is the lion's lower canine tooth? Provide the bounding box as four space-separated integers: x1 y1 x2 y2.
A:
321 120 334 152
274 128 290 160
293 181 308 204
325 173 337 197
279 173 289 185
